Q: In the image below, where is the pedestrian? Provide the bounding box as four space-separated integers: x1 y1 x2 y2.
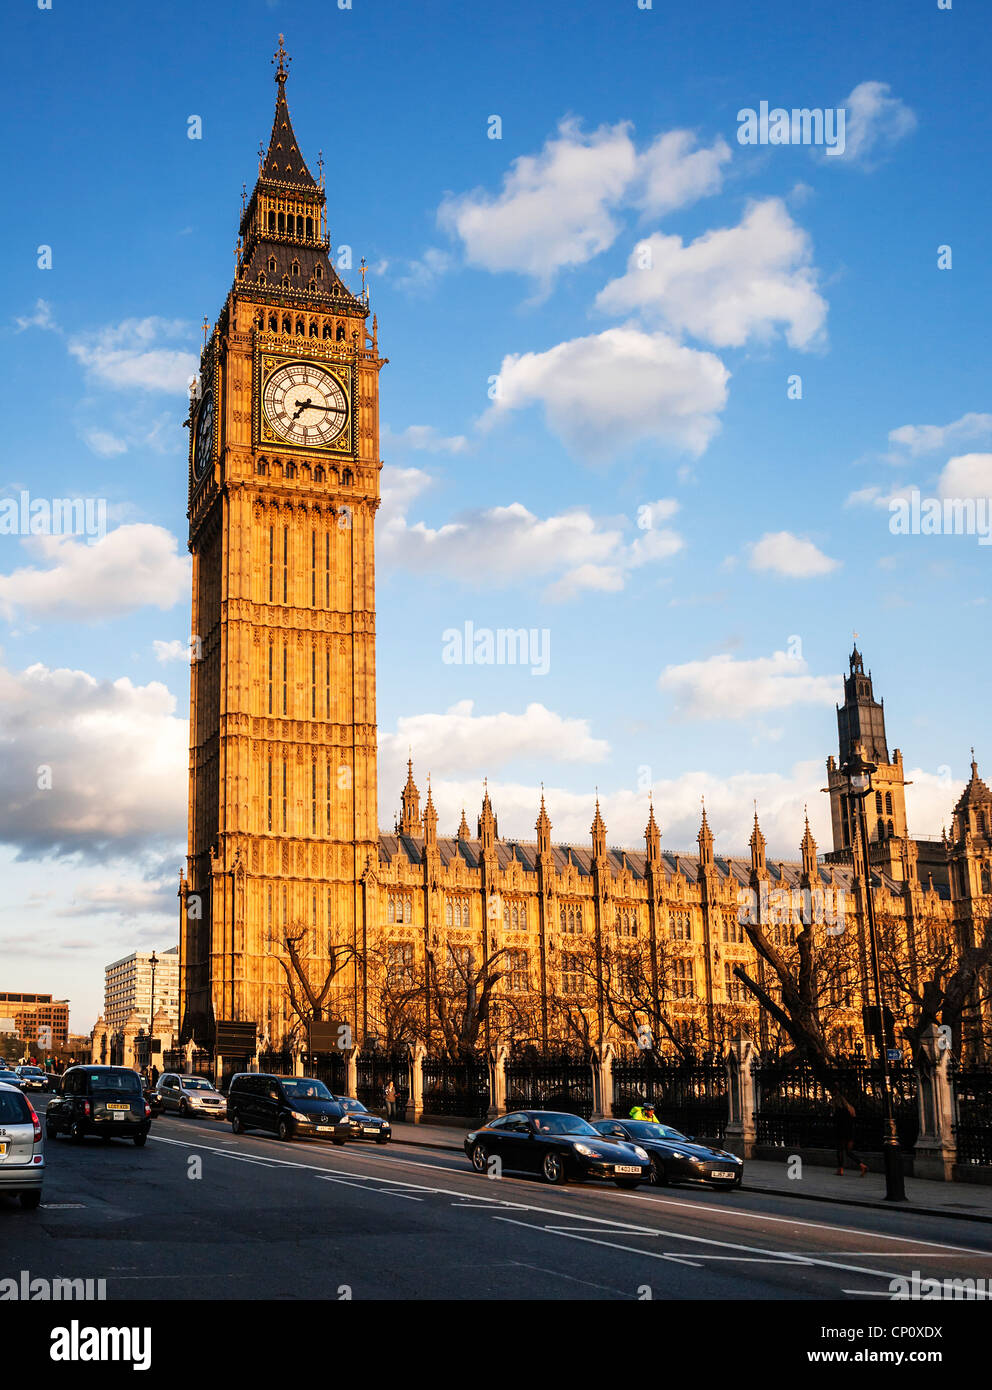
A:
629 1100 647 1121
833 1097 869 1176
150 1065 159 1086
384 1079 396 1120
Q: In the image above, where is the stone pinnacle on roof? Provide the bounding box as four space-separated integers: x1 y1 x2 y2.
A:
260 34 318 190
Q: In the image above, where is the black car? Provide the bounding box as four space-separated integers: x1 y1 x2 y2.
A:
593 1118 744 1188
329 1096 391 1144
14 1066 49 1093
227 1074 350 1143
45 1066 151 1146
465 1110 651 1187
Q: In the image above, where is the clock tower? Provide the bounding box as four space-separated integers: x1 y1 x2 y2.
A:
179 39 384 1061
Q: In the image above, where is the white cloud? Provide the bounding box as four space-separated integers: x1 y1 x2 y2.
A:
485 326 729 459
0 524 190 622
152 639 190 664
379 467 684 600
659 651 842 720
439 119 637 290
380 700 610 781
0 655 187 860
747 530 839 577
889 413 992 457
846 482 917 510
936 453 992 502
68 317 197 393
634 130 731 215
82 428 128 458
393 248 452 294
437 120 730 292
381 424 468 454
15 299 57 333
596 199 827 350
836 80 917 167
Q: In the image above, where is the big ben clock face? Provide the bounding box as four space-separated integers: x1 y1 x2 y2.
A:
262 361 349 448
193 392 214 480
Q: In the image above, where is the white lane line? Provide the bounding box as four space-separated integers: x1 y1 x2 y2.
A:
147 1132 985 1282
314 1176 423 1201
493 1217 704 1268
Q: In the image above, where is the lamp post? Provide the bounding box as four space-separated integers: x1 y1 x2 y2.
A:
841 751 906 1201
148 951 158 1073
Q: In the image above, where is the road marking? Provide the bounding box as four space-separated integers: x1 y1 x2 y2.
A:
493 1217 704 1267
146 1132 988 1284
315 1175 423 1201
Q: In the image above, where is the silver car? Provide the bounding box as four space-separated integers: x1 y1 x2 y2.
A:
0 1080 44 1209
156 1074 228 1119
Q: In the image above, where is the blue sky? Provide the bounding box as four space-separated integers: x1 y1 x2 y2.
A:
1 0 989 1029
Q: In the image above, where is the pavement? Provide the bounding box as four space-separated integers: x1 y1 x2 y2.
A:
389 1120 992 1223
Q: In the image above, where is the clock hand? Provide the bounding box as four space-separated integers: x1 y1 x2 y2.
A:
291 397 316 420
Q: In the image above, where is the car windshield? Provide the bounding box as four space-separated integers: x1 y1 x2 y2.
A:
182 1079 214 1091
280 1079 332 1100
19 1067 44 1075
339 1099 367 1113
623 1121 687 1141
529 1113 598 1136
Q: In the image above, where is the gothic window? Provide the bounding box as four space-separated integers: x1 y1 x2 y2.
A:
296 215 304 237
266 756 273 831
616 907 637 938
887 820 894 838
342 469 353 485
278 212 285 234
560 953 584 996
268 256 276 273
257 273 266 285
268 210 276 231
311 761 317 834
507 950 529 993
267 525 274 602
672 959 695 999
315 466 324 483
325 757 332 831
503 900 527 931
286 462 296 479
296 318 305 335
292 260 300 276
322 322 332 338
669 910 691 941
282 275 290 289
315 264 323 280
875 792 883 815
309 280 317 292
269 314 278 333
267 640 273 714
559 902 583 935
309 320 318 336
256 461 267 477
310 646 316 717
336 323 345 341
388 942 414 987
445 897 469 928
982 866 992 895
282 316 292 334
724 962 743 1003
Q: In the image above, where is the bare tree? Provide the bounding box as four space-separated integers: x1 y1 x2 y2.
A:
277 922 357 1043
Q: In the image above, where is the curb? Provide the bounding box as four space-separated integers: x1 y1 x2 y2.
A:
389 1134 992 1225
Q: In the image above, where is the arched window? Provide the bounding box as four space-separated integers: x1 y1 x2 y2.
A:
887 819 894 838
278 212 285 234
314 466 324 482
291 260 300 276
877 817 886 840
268 256 276 273
309 320 318 337
296 318 305 335
286 463 296 479
282 275 290 289
982 866 991 895
282 316 292 333
309 279 317 292
322 323 332 338
257 273 266 285
269 314 278 333
342 468 353 486
445 900 453 927
335 324 345 341
315 264 323 280
268 210 276 231
306 216 314 238
297 215 304 237
387 898 395 924
875 792 883 815
404 899 412 924
885 791 893 815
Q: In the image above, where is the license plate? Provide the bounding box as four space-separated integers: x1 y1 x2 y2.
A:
362 1127 377 1134
0 1142 7 1156
107 1103 129 1111
711 1170 737 1179
615 1165 640 1174
113 1113 128 1122
317 1125 335 1132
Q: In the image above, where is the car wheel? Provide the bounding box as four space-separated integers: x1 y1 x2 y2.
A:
180 1100 190 1117
133 1133 147 1148
20 1190 42 1210
541 1151 567 1185
231 1113 243 1135
470 1141 489 1173
649 1157 668 1186
69 1121 85 1144
277 1117 293 1142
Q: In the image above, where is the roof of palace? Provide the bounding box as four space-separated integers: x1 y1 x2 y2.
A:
377 833 910 895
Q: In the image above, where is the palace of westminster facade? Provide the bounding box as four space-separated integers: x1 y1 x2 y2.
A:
176 48 992 1064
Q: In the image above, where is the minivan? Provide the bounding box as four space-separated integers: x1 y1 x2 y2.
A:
227 1073 349 1143
0 1080 45 1208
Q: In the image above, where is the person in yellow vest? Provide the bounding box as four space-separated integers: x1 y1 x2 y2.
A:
629 1101 648 1121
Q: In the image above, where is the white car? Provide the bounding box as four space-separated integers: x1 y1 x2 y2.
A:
156 1074 228 1118
0 1080 45 1209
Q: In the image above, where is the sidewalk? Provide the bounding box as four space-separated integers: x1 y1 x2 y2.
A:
388 1121 992 1223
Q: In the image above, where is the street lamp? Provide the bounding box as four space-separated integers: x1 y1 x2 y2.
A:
148 951 158 1072
840 751 906 1202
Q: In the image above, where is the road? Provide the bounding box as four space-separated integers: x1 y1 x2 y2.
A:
3 1096 992 1303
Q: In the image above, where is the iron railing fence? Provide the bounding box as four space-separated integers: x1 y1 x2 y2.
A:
355 1048 410 1119
421 1055 490 1119
952 1063 992 1167
753 1056 918 1152
504 1049 595 1118
611 1050 728 1141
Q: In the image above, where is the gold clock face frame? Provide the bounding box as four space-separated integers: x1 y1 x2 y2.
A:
257 353 354 456
192 391 215 480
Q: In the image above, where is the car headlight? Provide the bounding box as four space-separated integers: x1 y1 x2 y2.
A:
466 1132 476 1143
632 1146 649 1161
291 1111 309 1123
573 1143 599 1158
669 1151 686 1159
